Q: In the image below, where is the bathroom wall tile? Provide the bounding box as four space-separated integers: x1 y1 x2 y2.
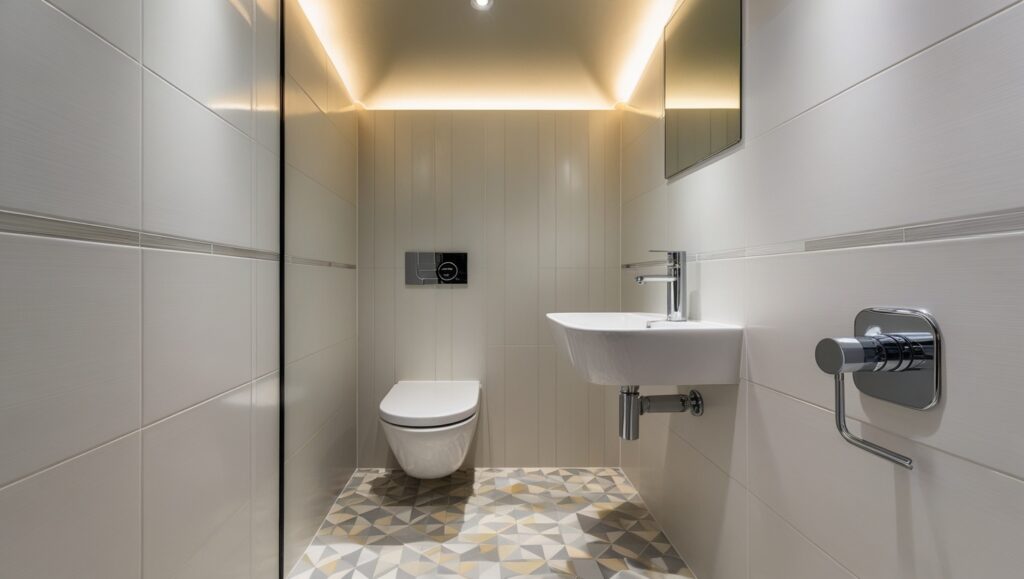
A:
538 112 557 270
372 111 397 267
285 76 351 200
285 263 353 363
745 0 1015 138
748 383 1024 579
504 112 540 345
254 145 281 253
144 72 252 247
0 0 140 229
255 260 280 378
452 258 487 380
143 250 252 424
538 267 557 346
0 434 141 579
0 235 140 486
144 0 253 133
746 233 1024 480
622 45 663 147
604 113 622 269
622 120 664 203
669 382 748 485
452 112 487 263
252 372 280 579
47 0 141 59
555 352 588 466
504 346 540 466
358 111 375 267
743 3 1024 247
356 270 377 467
435 112 454 249
283 0 328 113
283 407 356 572
254 0 281 153
621 186 668 265
410 112 436 252
748 494 856 579
285 165 356 263
659 430 749 579
620 388 674 511
395 285 437 381
284 339 354 459
477 346 506 466
588 112 607 269
537 347 558 467
394 112 414 267
587 382 606 466
143 385 251 579
556 112 590 268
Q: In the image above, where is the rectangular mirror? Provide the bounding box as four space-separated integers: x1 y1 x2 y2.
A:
664 0 742 178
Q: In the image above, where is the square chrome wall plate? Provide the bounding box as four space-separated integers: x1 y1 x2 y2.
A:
853 307 942 410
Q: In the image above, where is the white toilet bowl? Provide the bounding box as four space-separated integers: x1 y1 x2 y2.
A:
379 380 480 479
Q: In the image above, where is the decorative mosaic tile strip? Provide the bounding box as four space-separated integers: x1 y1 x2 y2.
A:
287 255 357 269
804 228 904 252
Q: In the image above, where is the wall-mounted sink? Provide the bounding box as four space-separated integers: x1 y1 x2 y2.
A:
546 312 743 387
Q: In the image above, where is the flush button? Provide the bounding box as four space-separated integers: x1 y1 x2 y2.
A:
437 261 458 282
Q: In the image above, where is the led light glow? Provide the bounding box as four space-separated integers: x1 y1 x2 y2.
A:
296 0 363 106
472 0 493 11
615 0 677 104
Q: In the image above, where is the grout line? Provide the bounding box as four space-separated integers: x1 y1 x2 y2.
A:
744 378 1024 488
752 0 1024 142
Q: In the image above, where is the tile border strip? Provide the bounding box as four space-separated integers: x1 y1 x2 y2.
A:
0 208 280 261
622 207 1024 267
285 255 357 269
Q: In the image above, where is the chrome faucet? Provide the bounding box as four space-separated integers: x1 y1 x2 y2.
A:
635 250 686 324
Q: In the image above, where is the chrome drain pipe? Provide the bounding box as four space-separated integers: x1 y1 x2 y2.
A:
618 386 703 441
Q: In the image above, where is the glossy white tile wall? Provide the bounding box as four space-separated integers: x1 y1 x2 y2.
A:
620 2 1024 577
357 109 622 469
281 0 360 572
0 0 281 577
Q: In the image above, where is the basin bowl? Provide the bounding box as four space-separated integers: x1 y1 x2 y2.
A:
546 312 743 386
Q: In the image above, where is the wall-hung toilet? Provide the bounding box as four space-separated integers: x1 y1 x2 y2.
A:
379 380 480 479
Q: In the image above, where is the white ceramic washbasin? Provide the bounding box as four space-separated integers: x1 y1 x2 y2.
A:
546 312 743 386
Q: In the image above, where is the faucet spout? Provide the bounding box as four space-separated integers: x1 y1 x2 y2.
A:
636 250 687 322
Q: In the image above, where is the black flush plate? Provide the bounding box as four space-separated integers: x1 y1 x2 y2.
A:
405 252 468 285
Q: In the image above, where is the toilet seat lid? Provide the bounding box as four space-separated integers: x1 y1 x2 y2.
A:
379 380 481 427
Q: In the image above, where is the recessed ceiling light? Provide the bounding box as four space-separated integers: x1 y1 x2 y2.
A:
471 0 493 11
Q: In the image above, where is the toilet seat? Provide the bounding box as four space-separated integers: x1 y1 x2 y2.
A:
379 380 480 428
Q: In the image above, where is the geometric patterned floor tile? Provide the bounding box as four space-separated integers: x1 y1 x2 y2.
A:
289 468 694 579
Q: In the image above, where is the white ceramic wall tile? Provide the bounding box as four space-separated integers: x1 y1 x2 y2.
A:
659 430 749 579
285 75 353 200
748 383 1024 579
0 234 140 486
255 260 280 378
143 385 252 579
143 0 253 133
254 0 281 153
745 0 1015 138
621 186 667 265
748 495 856 579
143 250 252 424
285 166 357 263
0 0 140 229
283 0 328 113
252 372 280 579
284 263 354 363
254 145 281 252
746 233 1024 480
143 72 252 247
504 346 540 466
46 0 141 59
0 434 141 579
284 339 355 460
283 408 356 572
744 3 1024 246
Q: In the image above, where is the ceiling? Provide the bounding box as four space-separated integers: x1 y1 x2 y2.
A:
297 0 679 109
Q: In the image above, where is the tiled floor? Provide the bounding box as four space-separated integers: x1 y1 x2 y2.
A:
289 467 692 579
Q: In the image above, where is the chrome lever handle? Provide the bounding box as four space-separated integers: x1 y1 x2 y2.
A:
832 373 913 469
